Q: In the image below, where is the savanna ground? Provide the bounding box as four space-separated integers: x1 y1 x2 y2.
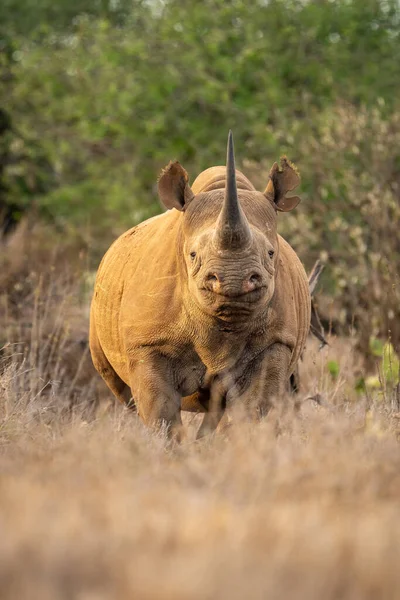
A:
0 224 399 600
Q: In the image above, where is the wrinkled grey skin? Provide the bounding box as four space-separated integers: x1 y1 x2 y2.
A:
90 132 311 440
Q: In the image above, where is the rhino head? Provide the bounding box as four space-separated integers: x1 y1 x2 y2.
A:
157 131 301 322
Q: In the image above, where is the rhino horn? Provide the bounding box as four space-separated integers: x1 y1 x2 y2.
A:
213 130 252 251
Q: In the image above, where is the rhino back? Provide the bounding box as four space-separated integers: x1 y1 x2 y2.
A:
192 167 255 194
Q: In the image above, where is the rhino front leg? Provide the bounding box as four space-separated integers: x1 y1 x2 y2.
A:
128 355 183 440
233 343 293 419
196 376 227 439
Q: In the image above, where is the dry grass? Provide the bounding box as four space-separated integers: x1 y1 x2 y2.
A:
0 226 400 600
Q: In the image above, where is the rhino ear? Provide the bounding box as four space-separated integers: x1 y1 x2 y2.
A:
264 156 301 212
158 161 194 211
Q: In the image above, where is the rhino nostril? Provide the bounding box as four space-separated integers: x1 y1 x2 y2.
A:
205 273 219 292
242 273 262 294
249 273 261 285
206 274 218 283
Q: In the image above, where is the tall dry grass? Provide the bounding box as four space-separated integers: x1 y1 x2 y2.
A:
0 223 399 600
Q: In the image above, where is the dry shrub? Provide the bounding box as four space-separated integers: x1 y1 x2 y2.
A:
0 221 100 416
302 103 400 354
248 103 400 357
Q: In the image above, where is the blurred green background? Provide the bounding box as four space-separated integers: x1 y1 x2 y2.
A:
1 0 400 348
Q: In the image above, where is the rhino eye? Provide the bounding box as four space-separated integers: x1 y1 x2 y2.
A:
190 251 197 260
268 249 275 258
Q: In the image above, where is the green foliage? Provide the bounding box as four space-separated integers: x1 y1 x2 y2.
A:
353 338 400 393
3 0 400 232
0 0 135 36
370 337 385 358
366 338 400 389
382 343 400 385
327 360 340 379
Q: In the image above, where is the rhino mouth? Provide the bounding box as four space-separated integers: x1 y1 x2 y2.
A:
202 286 266 303
198 287 268 321
215 304 253 318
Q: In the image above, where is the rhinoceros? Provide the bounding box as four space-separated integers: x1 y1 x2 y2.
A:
90 132 311 439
